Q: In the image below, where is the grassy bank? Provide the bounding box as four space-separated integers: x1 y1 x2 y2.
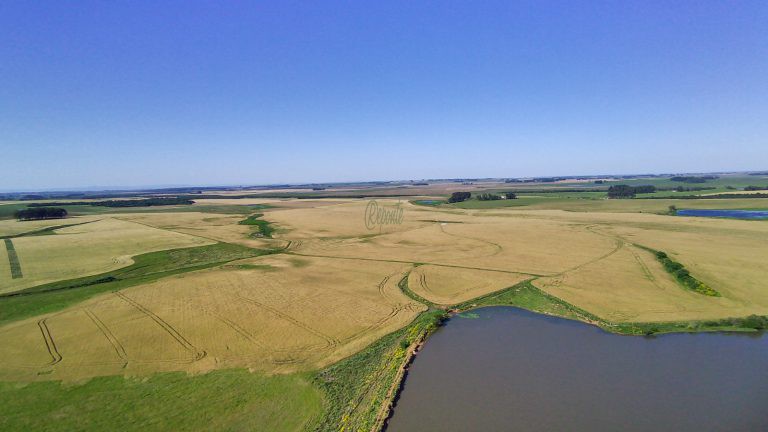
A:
453 280 766 336
310 309 446 432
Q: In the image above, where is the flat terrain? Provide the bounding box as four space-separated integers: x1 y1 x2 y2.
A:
1 182 767 431
408 265 530 305
115 212 273 248
0 254 424 381
272 201 768 321
0 370 321 431
0 218 211 294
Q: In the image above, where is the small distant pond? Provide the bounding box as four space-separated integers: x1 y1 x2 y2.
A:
386 307 768 432
677 209 768 219
413 200 443 206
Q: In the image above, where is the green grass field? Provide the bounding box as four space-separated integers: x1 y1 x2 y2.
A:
0 370 322 432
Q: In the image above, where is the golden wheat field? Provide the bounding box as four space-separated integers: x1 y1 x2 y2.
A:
0 254 424 381
270 201 768 321
0 218 211 294
0 216 101 237
408 265 530 305
1 197 767 383
114 212 273 249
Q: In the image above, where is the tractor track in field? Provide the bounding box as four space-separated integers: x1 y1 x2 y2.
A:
418 272 433 295
628 247 658 284
37 318 62 365
377 269 412 304
114 291 206 361
437 223 503 258
553 225 625 276
233 293 340 348
202 308 266 348
341 305 409 345
286 251 542 277
84 308 128 366
377 274 392 299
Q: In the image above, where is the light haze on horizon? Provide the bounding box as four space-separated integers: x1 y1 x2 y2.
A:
1 1 767 190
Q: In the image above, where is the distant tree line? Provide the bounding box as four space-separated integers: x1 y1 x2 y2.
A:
28 198 194 208
744 185 768 191
504 177 565 183
670 176 719 183
657 186 716 192
448 192 472 203
476 193 502 201
644 193 768 200
607 185 656 199
500 188 604 194
15 207 68 221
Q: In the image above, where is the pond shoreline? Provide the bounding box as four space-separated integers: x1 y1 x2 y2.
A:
384 306 768 431
374 278 767 431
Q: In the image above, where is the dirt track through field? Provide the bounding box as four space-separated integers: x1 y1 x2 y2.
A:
233 293 341 348
37 318 62 365
286 252 543 277
84 309 128 366
114 292 206 361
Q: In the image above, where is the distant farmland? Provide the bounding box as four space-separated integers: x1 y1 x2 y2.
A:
1 182 767 430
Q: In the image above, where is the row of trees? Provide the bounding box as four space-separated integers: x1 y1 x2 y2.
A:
607 185 656 198
448 192 472 203
476 193 502 201
15 207 68 220
744 185 768 191
449 191 518 203
28 197 193 208
654 251 719 296
670 176 718 183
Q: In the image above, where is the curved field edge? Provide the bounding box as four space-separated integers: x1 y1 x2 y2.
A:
451 280 767 335
1 246 765 432
344 275 768 432
0 369 322 432
312 276 768 432
0 242 272 326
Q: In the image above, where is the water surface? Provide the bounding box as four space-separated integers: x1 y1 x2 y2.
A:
677 209 768 219
386 307 768 432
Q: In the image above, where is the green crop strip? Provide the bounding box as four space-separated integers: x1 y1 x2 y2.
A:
4 239 23 279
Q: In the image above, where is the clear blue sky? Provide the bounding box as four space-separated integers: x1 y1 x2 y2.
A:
2 1 767 190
